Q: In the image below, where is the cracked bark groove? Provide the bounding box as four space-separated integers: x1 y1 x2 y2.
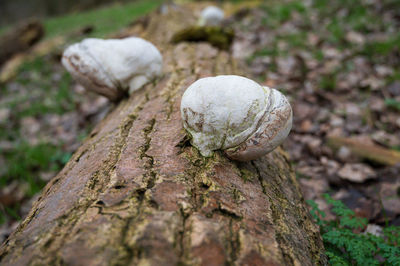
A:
0 4 327 266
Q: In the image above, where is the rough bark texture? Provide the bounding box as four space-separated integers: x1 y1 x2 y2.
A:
0 5 326 266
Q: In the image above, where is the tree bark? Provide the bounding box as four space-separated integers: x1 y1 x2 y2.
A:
0 5 326 266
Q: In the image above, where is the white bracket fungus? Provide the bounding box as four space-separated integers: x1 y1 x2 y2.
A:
198 6 225 26
180 75 292 162
62 37 163 101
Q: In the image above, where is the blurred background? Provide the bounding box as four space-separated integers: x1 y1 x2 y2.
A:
0 0 399 262
0 0 138 26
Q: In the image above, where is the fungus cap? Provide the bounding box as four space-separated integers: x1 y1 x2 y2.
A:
199 6 225 26
180 75 292 161
62 37 163 101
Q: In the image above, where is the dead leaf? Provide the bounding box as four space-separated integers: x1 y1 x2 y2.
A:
338 163 376 183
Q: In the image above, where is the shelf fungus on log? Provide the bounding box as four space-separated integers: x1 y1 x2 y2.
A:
181 75 292 161
0 4 326 266
198 6 225 26
62 37 163 101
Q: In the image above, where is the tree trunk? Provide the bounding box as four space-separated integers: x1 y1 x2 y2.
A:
0 4 326 266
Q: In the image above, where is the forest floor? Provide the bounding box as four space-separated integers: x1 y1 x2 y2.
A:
232 0 400 227
0 0 400 255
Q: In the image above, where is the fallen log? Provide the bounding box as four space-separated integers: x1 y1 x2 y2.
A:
0 4 326 265
327 136 400 166
0 19 44 66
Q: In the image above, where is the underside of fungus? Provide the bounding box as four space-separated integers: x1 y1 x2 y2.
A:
180 75 292 161
62 37 163 101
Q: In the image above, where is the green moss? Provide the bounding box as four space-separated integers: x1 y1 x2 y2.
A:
319 74 337 91
238 168 255 182
362 34 400 57
262 0 306 26
327 19 346 44
385 98 400 112
171 26 235 50
0 141 71 194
